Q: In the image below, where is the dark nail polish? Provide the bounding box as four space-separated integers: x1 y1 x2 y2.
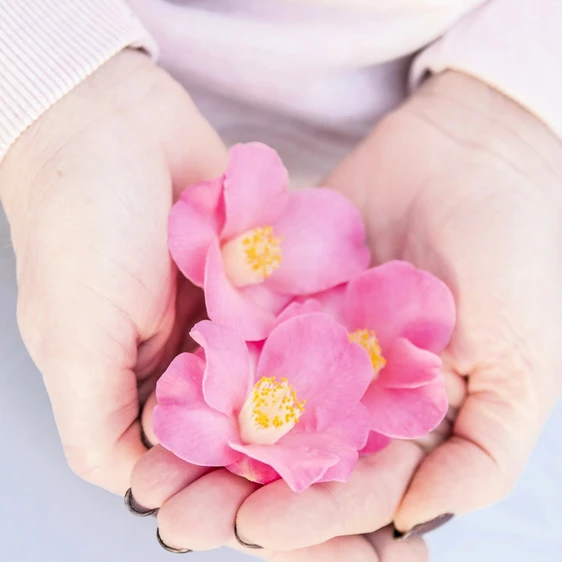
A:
156 528 192 554
141 428 154 450
394 513 454 540
124 488 158 517
234 524 263 550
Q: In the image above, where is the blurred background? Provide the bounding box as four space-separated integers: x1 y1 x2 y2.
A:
1 207 560 562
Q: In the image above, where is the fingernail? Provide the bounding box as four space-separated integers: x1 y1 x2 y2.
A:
140 428 154 450
234 524 263 550
394 513 454 540
124 488 158 517
156 528 192 554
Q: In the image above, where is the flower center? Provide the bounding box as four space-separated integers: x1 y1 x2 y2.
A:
221 226 282 287
238 376 306 445
349 329 386 379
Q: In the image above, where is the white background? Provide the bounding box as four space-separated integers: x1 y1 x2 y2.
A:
1 207 560 562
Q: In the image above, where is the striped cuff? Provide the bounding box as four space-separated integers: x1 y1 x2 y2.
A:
411 0 562 140
0 0 157 162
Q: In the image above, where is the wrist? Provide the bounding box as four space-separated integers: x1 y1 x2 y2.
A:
405 71 562 182
0 49 156 208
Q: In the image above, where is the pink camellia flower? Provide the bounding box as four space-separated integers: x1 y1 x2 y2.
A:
168 142 370 341
153 314 374 492
278 261 456 444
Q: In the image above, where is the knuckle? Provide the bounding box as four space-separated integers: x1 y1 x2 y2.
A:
157 506 188 546
158 499 227 551
129 451 164 506
491 472 518 504
64 445 108 486
16 295 44 360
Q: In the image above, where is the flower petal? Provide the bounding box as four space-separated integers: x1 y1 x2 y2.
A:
190 320 253 416
257 314 373 430
310 284 347 323
360 431 392 456
363 378 448 439
156 353 205 407
345 261 456 353
273 299 323 328
378 338 443 389
277 427 363 485
333 403 372 450
154 404 241 466
169 178 224 286
273 286 347 330
265 188 371 294
239 283 292 322
229 441 338 493
319 449 359 483
226 456 280 485
204 241 278 341
221 143 289 240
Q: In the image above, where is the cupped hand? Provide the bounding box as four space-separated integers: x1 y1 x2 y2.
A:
133 70 562 560
0 49 227 494
325 70 562 533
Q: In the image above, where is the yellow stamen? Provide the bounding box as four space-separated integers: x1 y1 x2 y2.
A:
349 329 386 379
238 376 306 445
243 226 282 279
221 226 283 287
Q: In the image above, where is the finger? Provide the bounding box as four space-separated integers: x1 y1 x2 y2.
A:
130 444 211 510
141 390 159 447
412 417 452 454
257 526 428 562
366 526 428 562
394 362 547 533
261 535 379 562
236 440 424 551
442 360 467 410
157 469 259 551
140 78 228 198
20 299 149 496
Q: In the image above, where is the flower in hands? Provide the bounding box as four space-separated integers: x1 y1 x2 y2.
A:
153 314 373 492
281 261 456 445
168 143 370 340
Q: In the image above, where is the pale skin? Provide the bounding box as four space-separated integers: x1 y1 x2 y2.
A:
1 49 561 560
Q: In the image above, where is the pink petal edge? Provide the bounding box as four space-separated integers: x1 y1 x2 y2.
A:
345 261 456 353
221 143 289 240
168 178 224 286
190 320 254 416
226 456 280 486
156 353 206 407
377 338 443 389
229 441 339 493
363 377 448 439
360 431 392 456
154 404 241 466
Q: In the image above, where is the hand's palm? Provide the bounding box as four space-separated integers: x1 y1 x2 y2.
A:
326 76 562 527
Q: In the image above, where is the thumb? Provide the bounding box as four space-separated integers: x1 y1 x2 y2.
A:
394 361 557 535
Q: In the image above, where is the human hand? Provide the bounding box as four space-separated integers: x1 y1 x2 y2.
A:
130 70 561 559
134 70 562 558
324 70 562 534
0 49 227 495
129 442 428 561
